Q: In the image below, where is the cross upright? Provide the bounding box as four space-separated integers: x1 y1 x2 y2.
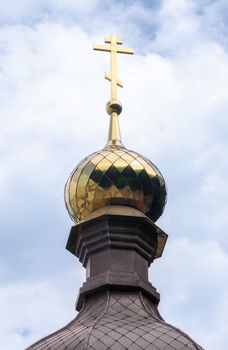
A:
94 34 134 102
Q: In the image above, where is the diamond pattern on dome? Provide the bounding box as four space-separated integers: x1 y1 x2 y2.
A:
65 147 167 223
27 291 204 350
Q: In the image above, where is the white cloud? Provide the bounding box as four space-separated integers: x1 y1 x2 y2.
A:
0 268 84 350
152 239 228 350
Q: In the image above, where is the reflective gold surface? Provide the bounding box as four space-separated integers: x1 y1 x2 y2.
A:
94 34 134 148
65 146 167 223
65 34 167 225
106 111 123 148
94 34 134 102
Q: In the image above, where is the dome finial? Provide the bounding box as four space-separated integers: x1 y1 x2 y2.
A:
65 36 167 227
94 34 134 148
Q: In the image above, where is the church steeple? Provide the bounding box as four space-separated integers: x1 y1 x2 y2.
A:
27 34 205 350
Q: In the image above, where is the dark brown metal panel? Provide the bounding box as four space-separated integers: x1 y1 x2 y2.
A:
26 213 204 350
26 291 204 350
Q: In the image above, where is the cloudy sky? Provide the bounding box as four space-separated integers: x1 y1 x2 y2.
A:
0 0 228 349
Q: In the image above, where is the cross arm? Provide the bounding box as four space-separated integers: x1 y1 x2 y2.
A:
105 37 123 45
116 47 134 55
93 45 110 52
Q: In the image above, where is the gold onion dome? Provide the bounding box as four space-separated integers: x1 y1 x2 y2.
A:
64 34 167 223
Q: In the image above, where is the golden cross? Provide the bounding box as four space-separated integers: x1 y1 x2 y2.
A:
94 34 134 101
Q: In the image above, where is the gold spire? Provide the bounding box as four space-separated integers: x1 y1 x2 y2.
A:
65 35 167 245
94 34 134 148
